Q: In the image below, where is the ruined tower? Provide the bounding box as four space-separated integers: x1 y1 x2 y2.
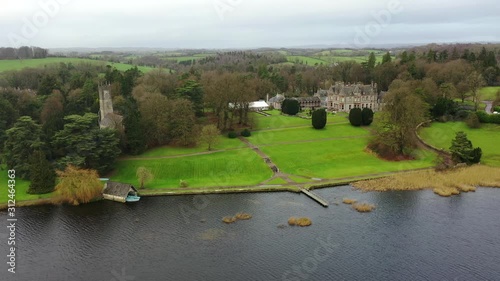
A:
98 84 122 129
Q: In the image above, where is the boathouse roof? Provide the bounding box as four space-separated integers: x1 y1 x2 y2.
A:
103 181 138 198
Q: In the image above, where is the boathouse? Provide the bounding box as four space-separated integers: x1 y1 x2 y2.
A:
103 181 139 203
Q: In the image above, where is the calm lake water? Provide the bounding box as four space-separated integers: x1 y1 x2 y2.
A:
2 186 500 281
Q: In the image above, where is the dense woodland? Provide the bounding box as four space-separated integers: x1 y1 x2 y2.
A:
0 44 499 194
0 46 49 60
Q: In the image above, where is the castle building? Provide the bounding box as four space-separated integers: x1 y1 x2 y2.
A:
320 82 386 112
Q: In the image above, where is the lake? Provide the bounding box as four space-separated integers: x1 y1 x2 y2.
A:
2 186 500 281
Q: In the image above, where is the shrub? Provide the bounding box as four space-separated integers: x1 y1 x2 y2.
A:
361 108 374 126
465 113 481 128
227 131 238 138
281 99 300 115
311 109 327 129
476 111 490 123
490 114 500 124
241 128 251 137
454 110 470 121
494 106 500 112
348 108 363 126
179 180 189 188
471 147 482 164
450 131 482 165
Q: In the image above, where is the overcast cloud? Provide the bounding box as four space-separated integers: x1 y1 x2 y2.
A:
1 0 498 48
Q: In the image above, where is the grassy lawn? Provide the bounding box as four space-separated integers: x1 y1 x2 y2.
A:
261 138 436 179
265 177 288 185
135 136 246 158
253 111 348 130
253 112 310 130
480 86 500 101
0 169 54 204
250 123 369 146
111 149 272 189
0 58 156 73
287 55 327 65
419 122 500 166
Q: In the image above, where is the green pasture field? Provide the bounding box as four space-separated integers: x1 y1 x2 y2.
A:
419 122 500 167
480 86 500 101
250 123 369 146
132 136 246 158
260 138 436 179
286 55 327 65
0 168 53 204
112 149 272 189
0 58 156 73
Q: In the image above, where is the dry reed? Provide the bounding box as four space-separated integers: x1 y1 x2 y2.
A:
352 165 500 197
352 203 376 212
288 217 312 227
342 198 357 204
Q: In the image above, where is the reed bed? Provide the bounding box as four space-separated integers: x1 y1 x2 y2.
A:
222 212 252 224
352 203 376 213
353 165 500 197
288 217 312 227
342 198 357 204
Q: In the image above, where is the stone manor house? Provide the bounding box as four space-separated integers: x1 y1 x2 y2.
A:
316 82 386 112
268 82 386 112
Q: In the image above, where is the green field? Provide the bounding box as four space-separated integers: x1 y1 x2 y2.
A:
420 122 500 166
112 149 272 189
134 136 246 158
0 168 52 203
287 55 327 65
251 123 368 146
113 112 435 189
0 58 156 73
253 111 348 131
260 138 435 179
480 86 500 101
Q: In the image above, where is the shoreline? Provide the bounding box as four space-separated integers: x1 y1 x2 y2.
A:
0 169 432 210
3 166 500 210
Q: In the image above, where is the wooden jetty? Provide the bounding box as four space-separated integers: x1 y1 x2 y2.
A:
300 188 328 207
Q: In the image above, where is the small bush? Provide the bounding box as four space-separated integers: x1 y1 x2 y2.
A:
490 114 500 124
494 106 500 112
179 180 189 188
454 110 470 121
228 131 238 138
241 129 251 137
349 108 363 126
476 111 490 123
465 113 481 128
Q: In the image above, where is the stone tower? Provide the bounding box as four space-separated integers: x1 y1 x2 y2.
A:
98 84 121 129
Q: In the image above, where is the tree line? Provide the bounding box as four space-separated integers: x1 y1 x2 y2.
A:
0 46 48 60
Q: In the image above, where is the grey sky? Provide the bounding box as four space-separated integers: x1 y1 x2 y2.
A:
1 0 498 48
